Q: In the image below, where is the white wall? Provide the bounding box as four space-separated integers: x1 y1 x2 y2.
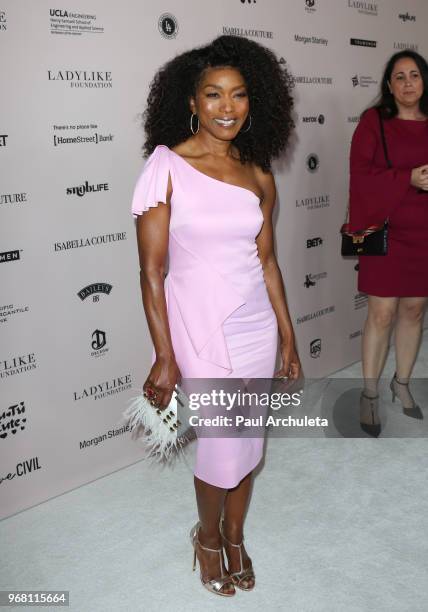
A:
1 0 426 519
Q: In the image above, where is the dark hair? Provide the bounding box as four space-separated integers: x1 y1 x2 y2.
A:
142 35 294 171
374 49 428 118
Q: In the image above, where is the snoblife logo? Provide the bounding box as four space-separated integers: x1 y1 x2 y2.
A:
66 180 109 197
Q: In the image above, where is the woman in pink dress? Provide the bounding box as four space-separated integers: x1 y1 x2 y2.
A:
349 50 428 436
132 35 300 596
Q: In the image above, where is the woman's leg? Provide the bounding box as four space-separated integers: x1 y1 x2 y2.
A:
193 476 234 594
222 471 255 589
362 296 399 394
394 297 427 380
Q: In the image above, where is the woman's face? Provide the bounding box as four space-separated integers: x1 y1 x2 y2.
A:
189 66 249 140
388 57 424 109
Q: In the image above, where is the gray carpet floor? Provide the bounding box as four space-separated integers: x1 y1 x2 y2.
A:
1 335 427 612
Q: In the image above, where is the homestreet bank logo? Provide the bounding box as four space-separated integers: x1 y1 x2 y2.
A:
78 283 112 301
296 194 330 210
73 373 132 401
347 1 378 16
47 70 112 88
222 26 273 39
0 402 27 440
66 180 109 197
53 123 114 147
54 231 126 252
294 34 328 46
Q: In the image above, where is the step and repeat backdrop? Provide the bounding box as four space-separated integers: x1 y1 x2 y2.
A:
1 0 427 519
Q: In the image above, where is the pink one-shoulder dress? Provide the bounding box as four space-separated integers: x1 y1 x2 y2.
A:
131 145 278 488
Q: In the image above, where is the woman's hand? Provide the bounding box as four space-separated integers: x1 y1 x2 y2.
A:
143 355 181 410
274 339 302 380
410 165 428 190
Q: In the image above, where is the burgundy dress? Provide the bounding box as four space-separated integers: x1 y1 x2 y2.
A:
349 107 428 297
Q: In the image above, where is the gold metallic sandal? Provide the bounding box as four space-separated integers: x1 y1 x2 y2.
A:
220 519 255 591
190 522 235 597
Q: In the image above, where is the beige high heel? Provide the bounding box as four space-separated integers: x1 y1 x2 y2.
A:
190 522 235 597
220 519 255 591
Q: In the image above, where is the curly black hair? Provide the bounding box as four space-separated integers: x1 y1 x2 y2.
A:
373 49 428 119
142 35 294 171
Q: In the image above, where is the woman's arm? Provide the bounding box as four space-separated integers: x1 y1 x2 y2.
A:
349 108 428 231
255 168 301 379
136 176 180 408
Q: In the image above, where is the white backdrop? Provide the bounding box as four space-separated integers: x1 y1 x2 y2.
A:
1 0 427 519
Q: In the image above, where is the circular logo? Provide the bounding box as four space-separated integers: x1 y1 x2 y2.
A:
158 13 178 39
306 0 315 7
306 154 319 173
318 114 325 124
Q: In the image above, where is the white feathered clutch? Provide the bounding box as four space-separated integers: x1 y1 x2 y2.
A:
123 386 193 461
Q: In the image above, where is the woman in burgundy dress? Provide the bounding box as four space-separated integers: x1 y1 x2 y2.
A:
349 50 428 435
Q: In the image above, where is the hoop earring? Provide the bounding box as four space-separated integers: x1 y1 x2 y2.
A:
240 114 252 133
190 113 199 134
